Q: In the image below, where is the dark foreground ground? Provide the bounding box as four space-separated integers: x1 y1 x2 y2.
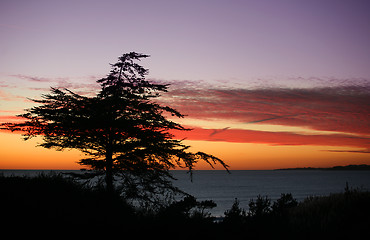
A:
1 173 369 239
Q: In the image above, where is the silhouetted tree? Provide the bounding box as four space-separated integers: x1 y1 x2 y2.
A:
271 193 298 218
223 198 246 224
157 196 217 222
248 195 271 218
2 52 228 204
195 200 217 218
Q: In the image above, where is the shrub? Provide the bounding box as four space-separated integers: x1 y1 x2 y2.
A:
223 198 246 224
248 195 271 218
272 193 298 217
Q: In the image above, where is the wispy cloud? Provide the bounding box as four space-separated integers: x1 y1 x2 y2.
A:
0 90 24 102
322 149 370 154
159 78 370 151
7 74 101 96
0 115 23 123
161 83 370 136
3 75 370 151
209 127 230 137
173 127 370 149
9 74 54 83
245 114 301 124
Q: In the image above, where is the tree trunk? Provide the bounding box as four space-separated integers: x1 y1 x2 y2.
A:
105 147 114 194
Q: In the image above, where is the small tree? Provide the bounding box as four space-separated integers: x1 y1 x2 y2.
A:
2 52 228 205
223 198 247 224
248 195 271 218
271 193 298 217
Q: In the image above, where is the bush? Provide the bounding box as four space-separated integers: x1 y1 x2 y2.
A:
155 195 217 223
248 195 271 218
223 198 246 225
271 193 298 217
289 189 370 238
220 189 370 238
0 173 135 227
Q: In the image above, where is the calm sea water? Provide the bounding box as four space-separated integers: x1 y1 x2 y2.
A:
173 170 370 216
2 170 370 216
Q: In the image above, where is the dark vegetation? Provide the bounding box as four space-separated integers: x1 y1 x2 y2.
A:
1 173 369 238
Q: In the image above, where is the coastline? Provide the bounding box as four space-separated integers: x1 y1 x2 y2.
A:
275 164 370 171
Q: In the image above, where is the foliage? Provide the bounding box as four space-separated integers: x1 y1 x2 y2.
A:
248 194 271 218
156 195 216 221
1 52 228 204
220 188 370 238
2 174 370 238
0 173 135 227
288 188 370 237
223 198 246 224
271 193 298 217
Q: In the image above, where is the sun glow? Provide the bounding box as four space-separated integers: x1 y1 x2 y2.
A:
0 132 81 169
183 140 370 170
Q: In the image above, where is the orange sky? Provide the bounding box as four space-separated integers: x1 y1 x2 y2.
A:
1 81 369 170
1 130 368 170
1 84 370 170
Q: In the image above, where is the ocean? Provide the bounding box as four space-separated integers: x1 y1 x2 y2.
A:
2 169 370 216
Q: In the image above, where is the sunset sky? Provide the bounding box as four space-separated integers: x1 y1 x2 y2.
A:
1 0 369 170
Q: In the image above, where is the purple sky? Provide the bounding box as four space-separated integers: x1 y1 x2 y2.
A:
1 0 370 84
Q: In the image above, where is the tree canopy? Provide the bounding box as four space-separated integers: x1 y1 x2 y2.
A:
2 52 228 205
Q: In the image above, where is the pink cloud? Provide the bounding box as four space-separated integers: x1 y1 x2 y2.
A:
9 74 53 83
0 90 24 101
172 126 370 149
8 74 100 96
160 84 370 136
0 115 23 125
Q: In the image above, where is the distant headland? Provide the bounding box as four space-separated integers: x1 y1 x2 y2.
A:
276 164 370 171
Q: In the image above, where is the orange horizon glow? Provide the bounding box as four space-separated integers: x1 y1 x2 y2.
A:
1 84 370 170
1 131 368 170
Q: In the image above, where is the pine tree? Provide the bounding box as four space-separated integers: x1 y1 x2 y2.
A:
2 52 228 204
